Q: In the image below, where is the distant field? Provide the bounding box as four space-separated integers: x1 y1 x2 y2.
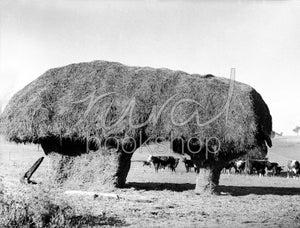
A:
1 135 300 173
131 135 300 170
1 136 300 227
267 136 300 166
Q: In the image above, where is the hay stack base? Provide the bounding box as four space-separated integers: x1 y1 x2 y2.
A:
1 60 272 194
47 149 133 190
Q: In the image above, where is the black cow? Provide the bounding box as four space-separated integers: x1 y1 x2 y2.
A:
246 160 266 176
172 158 180 172
287 160 300 179
182 158 194 173
275 166 284 176
223 161 235 174
266 161 280 176
143 161 152 167
182 157 201 173
147 155 179 172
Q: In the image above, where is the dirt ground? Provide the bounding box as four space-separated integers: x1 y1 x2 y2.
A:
1 137 300 227
123 163 300 227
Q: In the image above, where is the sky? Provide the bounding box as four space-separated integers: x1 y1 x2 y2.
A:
0 0 300 135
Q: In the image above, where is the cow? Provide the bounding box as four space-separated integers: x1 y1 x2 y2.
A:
246 160 266 176
266 161 280 176
158 156 179 171
143 161 152 167
182 157 199 173
147 155 179 172
172 158 180 172
194 164 200 174
275 166 284 176
287 160 300 179
234 160 245 174
182 158 194 172
223 161 235 174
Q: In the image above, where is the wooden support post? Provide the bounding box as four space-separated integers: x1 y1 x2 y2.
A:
21 157 44 184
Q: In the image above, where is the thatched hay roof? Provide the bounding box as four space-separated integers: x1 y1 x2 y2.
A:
1 60 272 153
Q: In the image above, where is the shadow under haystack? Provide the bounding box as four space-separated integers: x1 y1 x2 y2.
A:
1 60 272 194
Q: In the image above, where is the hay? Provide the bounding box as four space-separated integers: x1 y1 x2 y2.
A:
48 148 120 191
1 60 272 191
1 60 272 154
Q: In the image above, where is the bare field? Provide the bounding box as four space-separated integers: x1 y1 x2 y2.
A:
1 137 300 227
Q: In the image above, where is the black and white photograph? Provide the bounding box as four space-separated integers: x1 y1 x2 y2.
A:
0 0 300 227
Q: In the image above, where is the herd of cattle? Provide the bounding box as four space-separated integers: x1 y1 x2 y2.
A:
143 155 300 178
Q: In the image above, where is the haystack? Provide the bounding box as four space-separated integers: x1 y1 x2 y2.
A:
1 60 272 194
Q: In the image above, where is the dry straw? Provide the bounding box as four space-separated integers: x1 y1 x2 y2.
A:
1 60 272 157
